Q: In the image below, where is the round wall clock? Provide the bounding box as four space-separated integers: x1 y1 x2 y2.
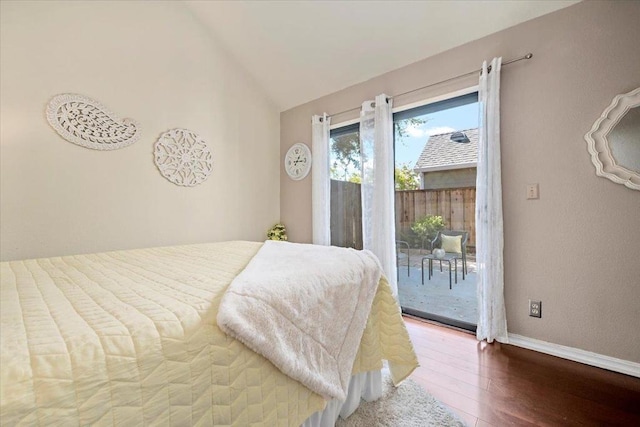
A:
285 142 312 180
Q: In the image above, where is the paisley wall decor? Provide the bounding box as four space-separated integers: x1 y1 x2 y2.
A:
154 128 213 187
46 93 140 150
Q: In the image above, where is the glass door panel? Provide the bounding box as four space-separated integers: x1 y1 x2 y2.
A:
393 93 479 331
329 124 362 249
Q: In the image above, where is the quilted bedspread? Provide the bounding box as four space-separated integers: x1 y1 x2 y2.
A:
0 241 418 426
218 241 383 401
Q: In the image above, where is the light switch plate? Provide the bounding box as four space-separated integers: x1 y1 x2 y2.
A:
526 183 539 199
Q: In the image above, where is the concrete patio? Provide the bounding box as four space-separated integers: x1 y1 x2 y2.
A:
396 250 477 326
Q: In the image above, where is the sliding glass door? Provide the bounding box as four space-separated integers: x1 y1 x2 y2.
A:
328 92 480 331
393 93 479 331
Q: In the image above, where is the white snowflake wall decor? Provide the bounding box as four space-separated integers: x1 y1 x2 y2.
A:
46 93 140 150
154 128 213 187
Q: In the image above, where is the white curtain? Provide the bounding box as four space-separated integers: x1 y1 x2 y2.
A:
476 57 508 343
312 114 331 245
360 94 398 296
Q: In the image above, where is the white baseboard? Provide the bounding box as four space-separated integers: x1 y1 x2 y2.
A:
507 334 640 378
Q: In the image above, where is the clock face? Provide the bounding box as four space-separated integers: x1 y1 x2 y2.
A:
285 143 312 180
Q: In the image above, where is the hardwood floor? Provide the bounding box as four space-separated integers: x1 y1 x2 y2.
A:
403 316 640 426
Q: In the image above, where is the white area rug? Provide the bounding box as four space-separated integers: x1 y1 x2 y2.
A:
337 371 466 427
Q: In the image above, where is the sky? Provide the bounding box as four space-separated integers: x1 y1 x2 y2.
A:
394 102 479 168
330 101 479 180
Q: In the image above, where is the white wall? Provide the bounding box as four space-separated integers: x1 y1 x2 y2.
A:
0 1 280 261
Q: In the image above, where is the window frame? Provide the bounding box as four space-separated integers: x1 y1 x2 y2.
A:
329 86 479 131
329 86 479 186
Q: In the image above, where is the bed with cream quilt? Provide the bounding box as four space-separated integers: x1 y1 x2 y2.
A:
0 241 417 426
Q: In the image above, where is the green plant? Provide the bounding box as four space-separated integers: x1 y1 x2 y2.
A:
396 226 420 249
267 223 288 241
410 215 445 247
394 164 419 190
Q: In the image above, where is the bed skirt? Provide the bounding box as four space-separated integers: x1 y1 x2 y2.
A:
301 369 382 427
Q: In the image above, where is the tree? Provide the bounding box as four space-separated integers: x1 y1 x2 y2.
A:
394 164 419 190
330 117 427 182
330 133 360 181
348 173 361 184
395 117 426 140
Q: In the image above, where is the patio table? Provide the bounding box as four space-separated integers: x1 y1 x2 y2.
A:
421 253 462 289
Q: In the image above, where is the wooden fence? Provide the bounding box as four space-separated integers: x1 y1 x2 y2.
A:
330 180 363 249
330 180 476 249
395 187 476 248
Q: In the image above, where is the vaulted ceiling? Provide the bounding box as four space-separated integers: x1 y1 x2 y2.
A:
185 1 579 111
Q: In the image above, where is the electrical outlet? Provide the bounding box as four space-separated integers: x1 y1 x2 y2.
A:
529 300 542 318
526 183 539 199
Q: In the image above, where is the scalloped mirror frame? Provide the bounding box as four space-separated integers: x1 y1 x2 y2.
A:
585 87 640 191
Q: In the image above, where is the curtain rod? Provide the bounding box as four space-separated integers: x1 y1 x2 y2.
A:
325 53 533 119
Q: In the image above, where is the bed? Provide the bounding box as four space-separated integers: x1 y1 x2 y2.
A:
0 241 418 426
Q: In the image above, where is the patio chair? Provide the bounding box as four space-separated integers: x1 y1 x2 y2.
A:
428 230 469 278
395 240 410 278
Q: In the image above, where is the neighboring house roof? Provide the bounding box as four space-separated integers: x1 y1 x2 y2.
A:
414 128 478 172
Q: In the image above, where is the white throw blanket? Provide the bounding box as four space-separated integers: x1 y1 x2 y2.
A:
217 241 382 401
